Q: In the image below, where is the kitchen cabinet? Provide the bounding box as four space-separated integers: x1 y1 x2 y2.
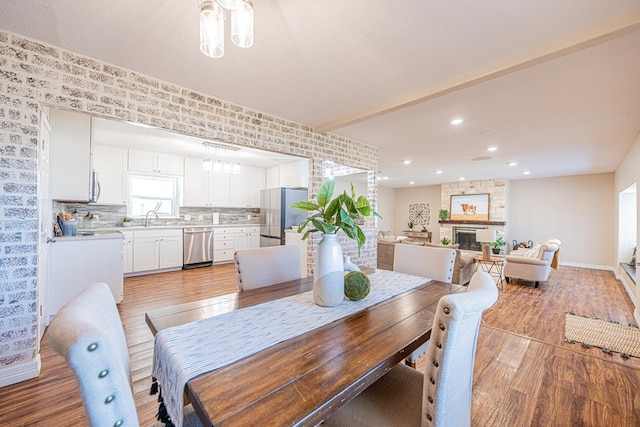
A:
128 149 184 175
92 144 127 204
213 227 235 263
229 166 265 207
183 157 264 208
122 231 134 274
235 226 260 251
266 159 309 189
183 156 210 206
49 109 92 201
210 171 231 206
132 229 183 272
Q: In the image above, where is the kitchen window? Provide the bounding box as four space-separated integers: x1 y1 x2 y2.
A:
129 174 179 217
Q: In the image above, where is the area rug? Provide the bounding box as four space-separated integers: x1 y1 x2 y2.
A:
565 313 640 358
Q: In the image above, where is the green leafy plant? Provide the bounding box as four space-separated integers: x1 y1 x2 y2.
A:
291 179 381 255
490 236 506 249
440 237 451 245
122 216 134 223
438 209 449 220
407 220 414 230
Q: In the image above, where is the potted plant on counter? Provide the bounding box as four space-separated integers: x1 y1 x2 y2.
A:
291 179 380 307
122 216 134 227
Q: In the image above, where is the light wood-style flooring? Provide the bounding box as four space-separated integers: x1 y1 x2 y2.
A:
1 264 639 426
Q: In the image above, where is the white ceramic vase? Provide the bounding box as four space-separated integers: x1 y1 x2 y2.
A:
313 233 345 307
343 256 360 272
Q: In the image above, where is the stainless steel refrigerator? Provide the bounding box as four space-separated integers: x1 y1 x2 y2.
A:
260 187 308 247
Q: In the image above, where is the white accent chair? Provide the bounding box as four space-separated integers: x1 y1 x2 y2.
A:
393 243 457 368
234 245 302 291
323 271 498 427
47 283 202 427
504 242 560 288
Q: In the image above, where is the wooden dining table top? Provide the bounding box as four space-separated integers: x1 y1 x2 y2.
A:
145 270 465 426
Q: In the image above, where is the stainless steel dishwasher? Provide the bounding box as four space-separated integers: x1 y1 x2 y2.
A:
183 228 214 268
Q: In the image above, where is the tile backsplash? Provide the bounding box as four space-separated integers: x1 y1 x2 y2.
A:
54 202 260 229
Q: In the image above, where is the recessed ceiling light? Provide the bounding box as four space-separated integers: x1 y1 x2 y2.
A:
523 171 531 175
409 181 415 185
403 160 411 165
459 177 465 181
450 118 464 125
508 162 518 166
383 176 389 180
435 170 443 174
487 146 498 152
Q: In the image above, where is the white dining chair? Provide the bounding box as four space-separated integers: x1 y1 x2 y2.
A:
393 243 457 367
47 282 202 427
323 271 498 427
234 245 302 291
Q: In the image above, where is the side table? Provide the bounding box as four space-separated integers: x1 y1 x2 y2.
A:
473 255 505 290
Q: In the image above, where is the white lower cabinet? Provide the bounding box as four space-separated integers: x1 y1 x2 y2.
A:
132 229 183 273
122 231 134 274
235 226 260 251
214 227 235 263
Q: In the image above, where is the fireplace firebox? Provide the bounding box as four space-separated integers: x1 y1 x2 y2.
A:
453 226 486 251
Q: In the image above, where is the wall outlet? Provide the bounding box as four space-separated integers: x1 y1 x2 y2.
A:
184 214 191 221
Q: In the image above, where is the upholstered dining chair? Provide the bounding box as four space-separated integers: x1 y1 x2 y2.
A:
393 243 457 368
47 283 202 427
234 244 302 291
322 271 498 427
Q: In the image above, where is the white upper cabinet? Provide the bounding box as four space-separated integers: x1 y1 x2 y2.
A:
229 165 265 207
49 109 92 201
128 149 184 175
183 157 265 208
183 156 210 206
266 159 309 189
92 144 127 204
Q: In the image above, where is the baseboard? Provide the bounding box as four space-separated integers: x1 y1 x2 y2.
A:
559 261 615 271
0 355 41 387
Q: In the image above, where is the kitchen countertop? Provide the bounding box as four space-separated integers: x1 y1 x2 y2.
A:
52 230 125 241
79 224 261 233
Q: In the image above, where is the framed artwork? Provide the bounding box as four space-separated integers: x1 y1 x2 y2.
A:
450 193 490 222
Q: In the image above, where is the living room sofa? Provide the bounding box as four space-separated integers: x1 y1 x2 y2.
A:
377 237 475 285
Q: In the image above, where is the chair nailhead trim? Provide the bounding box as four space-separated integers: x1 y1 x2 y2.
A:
428 396 433 403
436 342 442 348
427 414 433 421
430 377 435 385
105 395 115 404
87 343 98 352
98 369 109 378
439 323 445 331
114 420 123 427
443 307 450 314
432 360 438 367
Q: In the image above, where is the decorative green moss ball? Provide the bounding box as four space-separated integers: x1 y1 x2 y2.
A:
344 271 371 301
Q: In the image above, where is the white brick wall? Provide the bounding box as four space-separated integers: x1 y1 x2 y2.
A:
0 30 379 375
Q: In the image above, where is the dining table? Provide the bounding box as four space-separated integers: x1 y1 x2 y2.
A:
145 268 465 427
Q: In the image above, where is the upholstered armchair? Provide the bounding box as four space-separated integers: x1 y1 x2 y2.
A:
504 242 560 288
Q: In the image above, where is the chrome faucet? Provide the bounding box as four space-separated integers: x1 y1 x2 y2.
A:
145 210 159 227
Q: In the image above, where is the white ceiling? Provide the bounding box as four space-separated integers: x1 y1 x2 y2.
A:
2 1 639 188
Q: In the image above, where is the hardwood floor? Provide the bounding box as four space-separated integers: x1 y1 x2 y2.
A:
0 264 638 426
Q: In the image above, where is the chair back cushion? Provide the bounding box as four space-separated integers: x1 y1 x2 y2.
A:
422 271 498 426
393 244 457 284
47 283 138 427
234 245 302 290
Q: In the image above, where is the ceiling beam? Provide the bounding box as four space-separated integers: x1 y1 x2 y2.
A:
314 12 640 134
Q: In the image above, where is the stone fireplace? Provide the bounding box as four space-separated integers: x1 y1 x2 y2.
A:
439 179 508 251
453 226 486 251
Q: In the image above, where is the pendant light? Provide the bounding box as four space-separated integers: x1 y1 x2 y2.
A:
199 0 225 58
231 0 254 48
